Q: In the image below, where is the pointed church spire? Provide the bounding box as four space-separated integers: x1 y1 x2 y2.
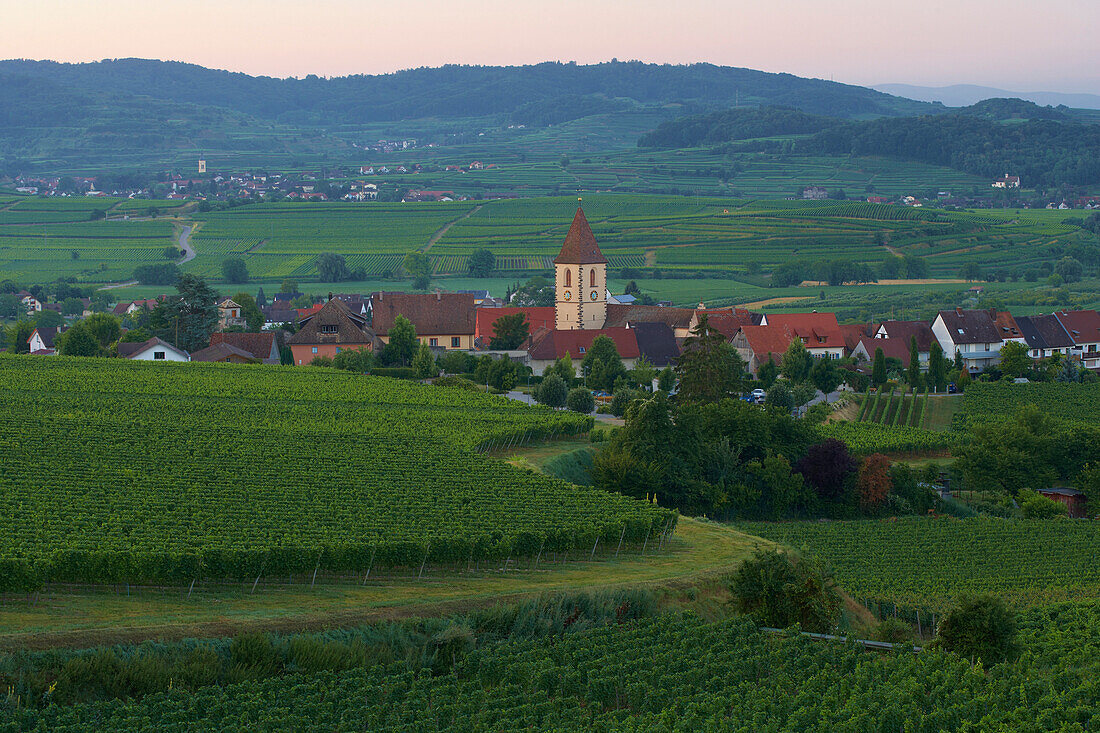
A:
553 208 608 265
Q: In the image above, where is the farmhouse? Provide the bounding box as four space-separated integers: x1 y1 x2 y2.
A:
370 291 477 349
991 174 1021 189
27 326 63 355
1053 309 1100 371
116 337 190 362
288 298 380 365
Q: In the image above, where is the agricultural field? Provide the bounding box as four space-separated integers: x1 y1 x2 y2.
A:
8 609 1100 731
816 421 964 455
856 387 930 428
959 381 1100 428
739 517 1100 611
0 355 673 590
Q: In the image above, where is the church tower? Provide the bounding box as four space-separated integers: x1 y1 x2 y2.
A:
554 208 608 330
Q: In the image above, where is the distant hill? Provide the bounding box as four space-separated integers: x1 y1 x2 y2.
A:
873 83 1100 111
639 99 1100 187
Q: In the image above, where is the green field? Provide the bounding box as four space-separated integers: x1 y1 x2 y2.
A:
2 192 1092 288
959 381 1100 428
0 355 673 590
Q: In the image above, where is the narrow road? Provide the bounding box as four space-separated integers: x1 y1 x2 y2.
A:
421 204 483 252
98 224 194 292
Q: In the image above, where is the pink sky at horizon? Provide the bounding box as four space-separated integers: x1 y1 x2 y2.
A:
2 0 1097 94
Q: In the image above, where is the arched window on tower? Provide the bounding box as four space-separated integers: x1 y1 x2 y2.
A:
590 269 596 287
565 269 571 287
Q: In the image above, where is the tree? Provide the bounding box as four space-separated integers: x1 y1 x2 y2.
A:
35 309 63 328
232 292 264 332
958 263 982 281
936 595 1019 665
906 336 922 389
510 276 555 307
82 313 121 347
133 263 180 285
0 294 21 320
383 315 417 366
657 366 676 392
780 339 812 383
1018 489 1067 519
316 252 349 283
582 335 627 392
403 252 432 290
757 356 779 389
467 248 496 278
1056 356 1081 383
674 314 745 402
412 342 438 379
332 348 372 373
5 320 34 354
168 274 219 353
61 297 84 316
954 350 965 372
796 438 856 502
280 279 298 294
536 373 568 407
631 354 657 389
998 340 1030 378
221 258 249 284
810 357 842 399
56 324 100 356
1075 463 1100 514
857 453 892 513
488 313 529 350
1054 256 1083 283
731 549 841 634
566 386 595 414
956 366 971 391
928 341 948 392
765 381 794 411
871 347 887 387
544 353 576 383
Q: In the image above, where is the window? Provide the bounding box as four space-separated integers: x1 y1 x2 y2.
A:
590 269 596 287
335 347 342 354
429 338 439 347
564 269 571 287
451 337 460 348
154 351 165 360
321 324 338 334
312 347 318 354
578 346 586 354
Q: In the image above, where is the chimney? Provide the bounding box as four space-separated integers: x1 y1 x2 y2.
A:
956 307 963 317
328 292 333 302
436 291 442 301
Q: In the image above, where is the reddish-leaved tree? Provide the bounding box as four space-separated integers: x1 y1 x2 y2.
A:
858 453 892 512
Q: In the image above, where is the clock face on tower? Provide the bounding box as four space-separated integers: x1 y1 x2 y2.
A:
564 291 572 301
590 290 599 301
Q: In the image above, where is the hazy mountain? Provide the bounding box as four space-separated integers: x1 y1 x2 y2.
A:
873 83 1100 110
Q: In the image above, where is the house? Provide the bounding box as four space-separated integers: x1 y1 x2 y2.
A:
1037 488 1087 518
630 322 680 368
527 327 641 374
993 311 1026 345
1052 310 1100 370
370 291 478 350
208 332 281 364
731 325 794 374
839 323 873 355
262 306 299 327
758 312 845 358
217 298 246 330
287 298 380 365
852 336 915 365
27 326 63 354
866 195 890 204
802 186 828 200
111 298 163 317
931 308 1002 372
117 337 190 361
18 292 42 313
603 304 696 338
190 342 259 364
687 308 760 340
457 289 495 306
1014 314 1075 359
606 292 637 306
992 174 1021 189
873 320 937 366
474 307 556 343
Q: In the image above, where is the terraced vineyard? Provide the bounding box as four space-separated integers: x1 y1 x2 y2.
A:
10 610 1100 731
0 355 673 591
739 517 1100 610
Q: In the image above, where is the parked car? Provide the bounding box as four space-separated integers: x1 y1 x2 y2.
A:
947 383 958 394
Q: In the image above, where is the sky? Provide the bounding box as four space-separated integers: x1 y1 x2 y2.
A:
2 0 1098 94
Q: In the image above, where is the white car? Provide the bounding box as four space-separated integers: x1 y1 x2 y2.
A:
750 388 767 402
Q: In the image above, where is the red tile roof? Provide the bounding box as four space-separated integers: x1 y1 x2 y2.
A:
553 208 607 265
370 291 477 336
210 332 279 363
857 336 912 363
762 312 844 350
1054 310 1100 345
875 320 935 352
604 304 695 329
528 328 640 361
735 325 793 364
840 323 873 352
288 299 377 347
474 307 556 340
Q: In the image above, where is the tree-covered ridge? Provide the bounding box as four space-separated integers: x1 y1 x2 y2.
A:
639 98 1100 186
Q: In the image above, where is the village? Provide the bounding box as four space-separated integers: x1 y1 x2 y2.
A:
11 209 1100 405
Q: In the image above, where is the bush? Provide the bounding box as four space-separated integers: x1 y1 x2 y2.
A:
370 367 418 380
872 617 917 644
730 548 841 633
536 373 568 408
566 387 595 414
936 595 1019 664
433 376 481 391
1018 489 1068 519
609 387 641 417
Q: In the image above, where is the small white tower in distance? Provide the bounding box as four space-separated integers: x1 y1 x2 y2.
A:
554 207 608 331
198 157 207 174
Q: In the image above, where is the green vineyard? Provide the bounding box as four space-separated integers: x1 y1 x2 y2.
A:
959 381 1100 428
0 356 674 591
816 421 963 454
739 517 1100 610
7 609 1099 731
